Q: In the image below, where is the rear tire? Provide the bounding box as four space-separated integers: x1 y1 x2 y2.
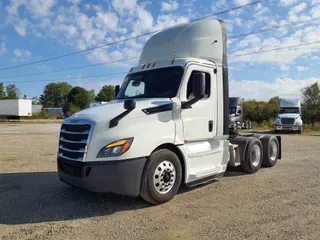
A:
140 149 182 205
261 136 279 168
241 138 263 174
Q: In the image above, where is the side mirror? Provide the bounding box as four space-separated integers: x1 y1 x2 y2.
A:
115 85 120 98
238 109 242 114
300 114 303 118
193 72 206 99
124 99 136 110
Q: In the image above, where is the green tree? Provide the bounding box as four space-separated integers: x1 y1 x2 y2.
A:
40 82 72 107
32 96 40 104
95 85 115 102
301 82 320 127
0 82 5 99
88 89 95 102
67 86 90 109
6 84 21 99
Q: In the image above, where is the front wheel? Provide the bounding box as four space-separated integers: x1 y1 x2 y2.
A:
140 149 182 205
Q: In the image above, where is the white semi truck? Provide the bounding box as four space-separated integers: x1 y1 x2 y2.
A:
57 19 282 205
274 98 303 134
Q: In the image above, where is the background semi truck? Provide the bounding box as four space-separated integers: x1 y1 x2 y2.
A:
229 97 252 130
274 98 303 133
0 99 32 121
57 19 282 205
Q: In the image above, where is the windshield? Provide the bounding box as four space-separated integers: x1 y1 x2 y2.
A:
279 107 300 114
117 67 184 99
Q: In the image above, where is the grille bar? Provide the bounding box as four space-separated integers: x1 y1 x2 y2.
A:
61 129 90 135
59 145 86 153
60 137 87 144
59 153 83 161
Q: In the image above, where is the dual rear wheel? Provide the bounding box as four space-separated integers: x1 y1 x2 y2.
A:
241 136 280 173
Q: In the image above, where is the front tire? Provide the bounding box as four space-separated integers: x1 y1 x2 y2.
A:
241 138 263 174
140 149 182 205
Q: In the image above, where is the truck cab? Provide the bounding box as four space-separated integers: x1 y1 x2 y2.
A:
57 19 281 205
274 98 303 134
229 97 252 130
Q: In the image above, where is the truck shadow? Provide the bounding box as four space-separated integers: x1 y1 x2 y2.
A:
0 172 150 225
1 168 252 225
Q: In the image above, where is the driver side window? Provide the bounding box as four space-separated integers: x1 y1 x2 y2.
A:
124 80 146 97
186 71 211 100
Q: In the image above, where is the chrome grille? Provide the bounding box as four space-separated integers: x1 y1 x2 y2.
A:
281 118 294 125
58 120 94 161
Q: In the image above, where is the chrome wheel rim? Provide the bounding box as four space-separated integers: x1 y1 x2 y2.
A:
270 141 278 161
251 144 261 167
153 160 176 194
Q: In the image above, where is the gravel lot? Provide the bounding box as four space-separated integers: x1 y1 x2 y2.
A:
1 124 320 240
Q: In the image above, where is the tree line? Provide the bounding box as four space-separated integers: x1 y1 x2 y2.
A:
1 81 320 126
39 82 116 110
243 82 320 127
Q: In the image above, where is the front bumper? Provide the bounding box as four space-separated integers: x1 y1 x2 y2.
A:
57 157 147 197
274 125 302 131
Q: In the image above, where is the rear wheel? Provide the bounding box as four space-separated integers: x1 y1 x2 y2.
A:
241 138 263 174
261 136 279 167
140 149 182 205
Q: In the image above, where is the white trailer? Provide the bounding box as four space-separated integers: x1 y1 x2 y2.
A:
0 99 32 120
57 19 282 205
274 98 303 133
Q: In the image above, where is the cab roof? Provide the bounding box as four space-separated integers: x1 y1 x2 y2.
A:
138 19 227 68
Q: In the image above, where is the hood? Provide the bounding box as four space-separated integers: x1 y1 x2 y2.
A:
68 98 172 124
278 113 300 119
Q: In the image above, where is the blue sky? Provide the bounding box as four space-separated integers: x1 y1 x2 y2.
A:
0 0 319 101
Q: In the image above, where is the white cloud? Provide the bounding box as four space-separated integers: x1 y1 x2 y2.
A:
230 77 320 101
211 0 226 10
67 0 82 4
13 49 32 58
161 0 179 12
112 0 137 14
280 0 298 6
233 0 250 5
297 66 308 72
0 42 6 55
291 3 307 14
280 64 290 71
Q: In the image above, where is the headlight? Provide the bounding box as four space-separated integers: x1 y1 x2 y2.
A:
97 138 133 158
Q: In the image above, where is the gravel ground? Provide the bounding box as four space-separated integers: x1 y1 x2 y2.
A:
0 124 320 240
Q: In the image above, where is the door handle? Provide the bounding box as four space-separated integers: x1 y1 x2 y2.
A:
209 120 213 132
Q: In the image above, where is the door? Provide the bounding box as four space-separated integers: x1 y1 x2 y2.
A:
180 65 226 181
180 65 216 141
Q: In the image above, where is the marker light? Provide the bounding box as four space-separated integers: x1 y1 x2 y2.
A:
152 62 156 67
171 58 176 64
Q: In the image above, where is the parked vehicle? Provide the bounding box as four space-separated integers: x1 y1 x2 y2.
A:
57 19 282 205
274 98 303 134
229 97 252 130
0 99 32 120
